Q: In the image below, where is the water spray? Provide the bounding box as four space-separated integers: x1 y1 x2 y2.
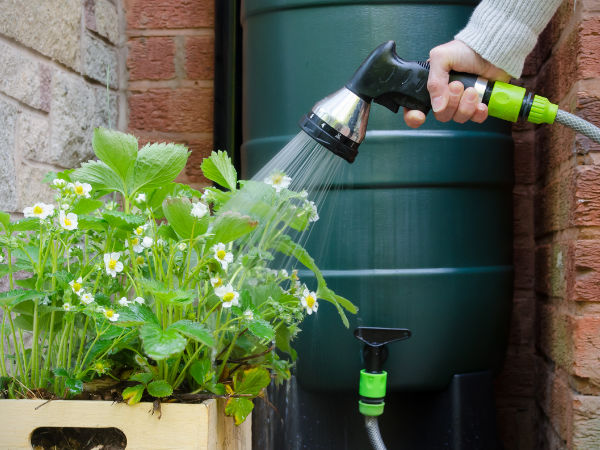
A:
299 40 600 163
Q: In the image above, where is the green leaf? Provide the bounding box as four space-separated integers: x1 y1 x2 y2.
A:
129 372 154 385
13 315 33 331
12 217 40 231
201 151 237 191
101 210 145 231
0 290 46 308
162 197 208 240
206 382 226 396
0 211 10 229
147 380 173 398
156 223 178 242
116 303 159 327
169 320 215 347
72 198 104 215
65 378 84 395
234 367 271 396
122 384 145 405
225 397 254 425
78 215 108 232
53 368 69 377
92 128 138 180
208 212 258 245
129 143 189 193
248 319 275 341
141 279 195 306
190 359 212 385
71 160 124 195
275 325 297 361
139 323 187 360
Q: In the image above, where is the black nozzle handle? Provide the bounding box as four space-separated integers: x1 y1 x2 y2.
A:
345 41 484 115
354 327 411 373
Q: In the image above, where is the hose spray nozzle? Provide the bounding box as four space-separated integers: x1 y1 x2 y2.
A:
299 40 562 163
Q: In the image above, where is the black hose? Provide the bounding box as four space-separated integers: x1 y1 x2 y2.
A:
364 416 387 450
555 109 600 144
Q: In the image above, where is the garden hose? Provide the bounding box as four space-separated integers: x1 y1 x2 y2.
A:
555 109 600 143
364 416 387 450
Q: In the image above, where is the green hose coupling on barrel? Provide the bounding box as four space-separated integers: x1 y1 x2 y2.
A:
359 370 388 417
485 81 558 124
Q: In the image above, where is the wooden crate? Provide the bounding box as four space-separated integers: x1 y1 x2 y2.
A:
0 398 251 449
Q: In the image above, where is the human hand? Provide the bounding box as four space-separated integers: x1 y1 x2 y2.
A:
403 40 511 128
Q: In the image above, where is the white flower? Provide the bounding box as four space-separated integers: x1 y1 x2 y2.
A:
69 277 84 295
300 288 319 315
69 181 92 198
201 190 214 203
23 203 54 219
101 307 119 322
80 292 94 305
131 237 144 253
264 172 292 192
178 242 187 251
52 178 66 188
0 253 4 264
118 297 130 307
59 211 78 230
135 193 146 203
142 236 153 249
133 224 148 236
280 269 289 278
210 276 224 288
156 238 167 247
133 296 145 305
243 309 254 321
61 203 70 210
211 243 233 270
63 303 72 311
299 190 308 198
191 202 209 219
214 284 239 308
103 252 124 277
307 201 319 222
41 297 50 306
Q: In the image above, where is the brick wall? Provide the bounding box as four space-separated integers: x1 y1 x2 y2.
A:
124 0 215 188
495 1 600 448
0 0 123 214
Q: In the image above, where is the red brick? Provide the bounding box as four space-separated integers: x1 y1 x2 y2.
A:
184 135 214 184
535 171 575 236
128 37 176 81
572 315 600 382
535 121 576 185
574 166 600 226
128 87 213 133
572 240 600 302
535 241 572 298
125 0 213 29
185 34 214 80
507 296 535 346
536 359 574 444
512 130 536 184
574 93 600 154
513 186 534 237
536 29 578 102
514 245 535 290
494 344 535 398
495 397 536 450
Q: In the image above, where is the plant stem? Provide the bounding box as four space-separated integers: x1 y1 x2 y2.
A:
7 310 26 384
172 344 204 390
74 316 89 371
217 331 240 381
31 301 39 387
0 312 7 377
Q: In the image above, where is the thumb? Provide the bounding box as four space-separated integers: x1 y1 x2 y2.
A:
427 47 452 113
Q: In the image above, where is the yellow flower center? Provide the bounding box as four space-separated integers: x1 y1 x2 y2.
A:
105 309 115 318
64 217 72 226
108 259 117 269
272 174 283 184
217 250 227 260
306 295 316 308
72 282 81 291
136 256 144 264
33 205 43 214
136 226 143 235
132 238 139 245
75 185 84 195
214 277 223 287
223 292 235 302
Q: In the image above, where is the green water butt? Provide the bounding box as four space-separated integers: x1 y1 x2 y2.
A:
241 0 513 392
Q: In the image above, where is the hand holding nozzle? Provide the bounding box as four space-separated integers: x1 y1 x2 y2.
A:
404 40 510 128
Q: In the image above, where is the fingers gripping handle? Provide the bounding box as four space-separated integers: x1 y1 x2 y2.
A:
345 41 482 114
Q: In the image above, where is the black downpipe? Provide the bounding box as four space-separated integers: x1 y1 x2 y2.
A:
213 0 243 172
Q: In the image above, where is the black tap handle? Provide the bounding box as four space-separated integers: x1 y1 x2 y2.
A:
345 41 481 115
354 327 411 373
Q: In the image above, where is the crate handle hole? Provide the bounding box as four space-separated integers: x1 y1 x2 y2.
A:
31 426 127 448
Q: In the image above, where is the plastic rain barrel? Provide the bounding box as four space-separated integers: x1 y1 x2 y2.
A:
241 0 512 393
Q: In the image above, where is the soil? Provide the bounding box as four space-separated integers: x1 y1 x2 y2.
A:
31 427 127 450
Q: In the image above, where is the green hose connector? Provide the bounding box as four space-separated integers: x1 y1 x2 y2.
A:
359 370 387 417
487 81 526 122
528 95 558 124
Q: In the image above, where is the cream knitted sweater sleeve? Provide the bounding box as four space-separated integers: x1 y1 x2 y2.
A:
455 0 563 78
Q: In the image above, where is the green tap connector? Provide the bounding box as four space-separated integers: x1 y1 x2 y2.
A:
358 369 387 417
486 81 557 125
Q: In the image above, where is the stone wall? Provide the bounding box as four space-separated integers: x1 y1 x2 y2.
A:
0 0 124 215
124 0 215 188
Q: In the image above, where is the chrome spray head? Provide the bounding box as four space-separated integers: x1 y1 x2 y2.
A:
299 87 370 163
299 41 435 163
